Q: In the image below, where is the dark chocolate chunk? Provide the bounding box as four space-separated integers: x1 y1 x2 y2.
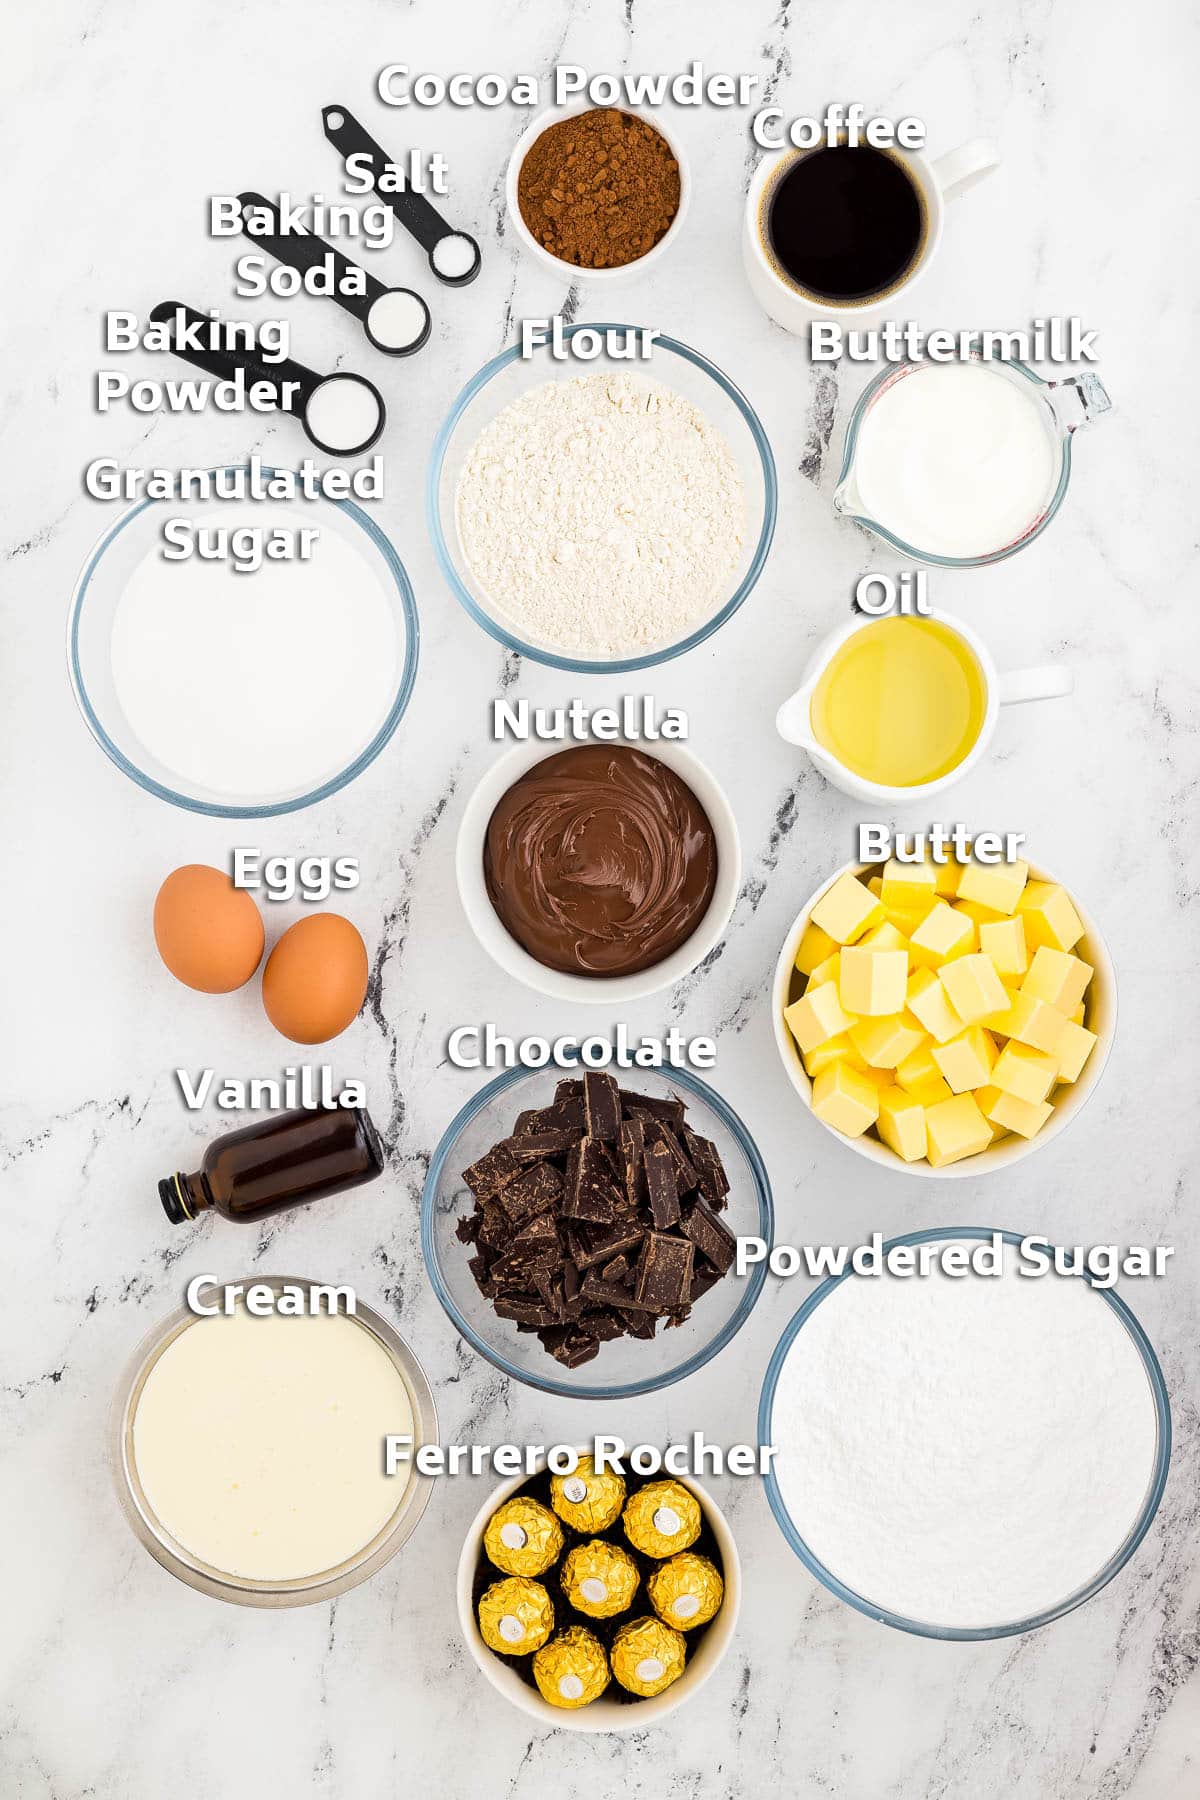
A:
583 1070 622 1140
600 1253 632 1286
569 1223 646 1270
684 1131 731 1208
615 1305 657 1340
462 1142 520 1200
507 1128 579 1162
617 1116 647 1206
638 1116 699 1192
554 1078 583 1102
467 1251 491 1289
493 1297 561 1327
635 1233 694 1312
644 1138 681 1229
562 1136 617 1224
578 1308 627 1343
540 1325 600 1368
689 1263 722 1303
477 1204 511 1249
665 1307 692 1329
455 1213 480 1244
497 1160 563 1225
620 1089 686 1129
682 1200 737 1274
581 1271 658 1311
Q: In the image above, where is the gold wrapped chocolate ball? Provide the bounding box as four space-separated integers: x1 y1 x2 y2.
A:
610 1615 687 1696
532 1625 610 1709
622 1480 701 1558
477 1577 554 1655
483 1496 563 1577
549 1455 626 1533
647 1553 723 1630
560 1538 640 1619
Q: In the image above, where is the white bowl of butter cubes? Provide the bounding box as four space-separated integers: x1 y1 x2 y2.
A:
772 847 1115 1177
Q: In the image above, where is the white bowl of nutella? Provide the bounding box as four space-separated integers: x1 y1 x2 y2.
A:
456 1454 740 1731
456 738 741 1003
110 1277 437 1606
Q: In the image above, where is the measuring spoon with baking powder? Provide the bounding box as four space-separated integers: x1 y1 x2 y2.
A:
321 104 481 286
237 192 431 356
149 300 387 457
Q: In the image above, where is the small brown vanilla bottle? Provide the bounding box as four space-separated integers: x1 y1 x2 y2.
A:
159 1105 385 1226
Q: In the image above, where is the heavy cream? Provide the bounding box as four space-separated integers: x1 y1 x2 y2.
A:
132 1308 413 1582
850 361 1058 558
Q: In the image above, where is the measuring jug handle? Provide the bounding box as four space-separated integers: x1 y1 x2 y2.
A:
997 666 1074 706
931 138 1001 200
1046 371 1113 433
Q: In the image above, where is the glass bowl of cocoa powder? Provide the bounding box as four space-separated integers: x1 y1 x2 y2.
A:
506 103 691 279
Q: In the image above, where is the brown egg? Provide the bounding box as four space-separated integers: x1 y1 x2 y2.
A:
261 913 369 1045
154 865 265 994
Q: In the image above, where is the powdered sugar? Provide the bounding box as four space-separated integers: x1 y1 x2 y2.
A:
769 1239 1160 1629
454 372 746 659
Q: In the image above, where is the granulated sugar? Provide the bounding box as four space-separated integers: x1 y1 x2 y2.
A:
455 373 746 658
769 1239 1160 1629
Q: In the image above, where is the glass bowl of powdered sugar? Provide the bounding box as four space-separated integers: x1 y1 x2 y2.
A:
427 325 777 672
68 470 418 818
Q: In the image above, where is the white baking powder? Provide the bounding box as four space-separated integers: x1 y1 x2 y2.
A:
110 500 400 802
769 1239 1160 1628
455 373 746 658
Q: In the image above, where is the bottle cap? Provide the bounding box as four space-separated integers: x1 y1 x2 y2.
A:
158 1174 192 1224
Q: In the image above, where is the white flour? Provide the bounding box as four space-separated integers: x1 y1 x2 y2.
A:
770 1239 1160 1628
455 373 746 658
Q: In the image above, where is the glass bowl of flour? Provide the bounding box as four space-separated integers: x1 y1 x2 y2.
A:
68 472 418 817
759 1227 1170 1640
428 325 777 671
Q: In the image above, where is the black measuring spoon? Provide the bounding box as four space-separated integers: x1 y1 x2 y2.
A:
237 192 431 357
321 104 481 286
149 300 386 457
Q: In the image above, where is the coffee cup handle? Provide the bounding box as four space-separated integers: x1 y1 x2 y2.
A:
932 138 1001 200
997 666 1073 706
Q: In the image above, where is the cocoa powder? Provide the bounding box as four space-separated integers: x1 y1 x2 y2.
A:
516 108 681 270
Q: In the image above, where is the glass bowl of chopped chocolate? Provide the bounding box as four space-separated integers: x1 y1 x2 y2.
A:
421 1066 773 1397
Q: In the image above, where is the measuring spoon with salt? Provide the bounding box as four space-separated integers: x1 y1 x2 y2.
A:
148 300 386 457
237 192 431 356
321 105 481 286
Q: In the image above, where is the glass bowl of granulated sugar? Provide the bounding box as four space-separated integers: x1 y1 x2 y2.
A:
428 325 777 672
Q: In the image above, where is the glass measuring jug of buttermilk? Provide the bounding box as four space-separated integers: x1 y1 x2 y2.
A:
833 349 1112 568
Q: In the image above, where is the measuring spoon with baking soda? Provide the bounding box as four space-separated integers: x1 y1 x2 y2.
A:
322 105 481 285
148 300 386 457
237 192 430 356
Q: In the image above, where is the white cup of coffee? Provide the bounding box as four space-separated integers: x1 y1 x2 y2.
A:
742 137 1000 334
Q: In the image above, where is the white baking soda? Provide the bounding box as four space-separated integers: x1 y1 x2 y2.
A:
770 1240 1159 1628
110 500 400 801
852 360 1058 558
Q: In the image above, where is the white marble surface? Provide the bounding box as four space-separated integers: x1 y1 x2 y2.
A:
4 1 1199 1795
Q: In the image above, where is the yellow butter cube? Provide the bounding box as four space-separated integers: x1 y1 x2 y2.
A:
884 904 934 935
932 1026 997 1094
849 1012 928 1070
979 916 1028 978
906 968 964 1044
1070 1001 1087 1025
808 951 841 988
896 1044 953 1105
992 1042 1058 1105
956 859 1029 915
925 1094 993 1167
982 1088 1053 1139
880 860 939 913
839 947 909 1017
909 900 977 969
795 920 837 976
1021 946 1093 1014
867 875 883 896
784 983 856 1054
1018 880 1084 953
857 1065 896 1090
861 920 911 957
1055 1019 1099 1083
938 953 1011 1026
953 898 1005 928
934 860 964 898
811 871 885 945
999 990 1068 1055
812 1061 880 1138
876 1087 927 1162
802 1034 860 1078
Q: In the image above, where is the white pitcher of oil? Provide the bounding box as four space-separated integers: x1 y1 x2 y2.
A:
776 612 1072 803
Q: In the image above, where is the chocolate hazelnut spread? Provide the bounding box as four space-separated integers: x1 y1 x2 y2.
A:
484 746 718 977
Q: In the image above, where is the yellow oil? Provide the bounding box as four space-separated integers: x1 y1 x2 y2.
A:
810 616 987 788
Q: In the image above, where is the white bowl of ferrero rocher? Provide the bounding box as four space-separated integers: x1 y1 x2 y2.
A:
456 1450 740 1731
772 848 1115 1177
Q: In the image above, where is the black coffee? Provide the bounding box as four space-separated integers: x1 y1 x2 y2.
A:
765 145 926 302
